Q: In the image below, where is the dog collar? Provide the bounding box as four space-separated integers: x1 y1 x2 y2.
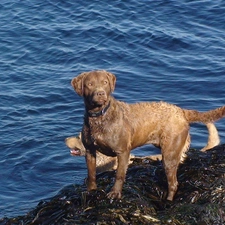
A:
87 101 111 117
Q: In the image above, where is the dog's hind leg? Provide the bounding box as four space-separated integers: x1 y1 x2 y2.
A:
161 126 190 201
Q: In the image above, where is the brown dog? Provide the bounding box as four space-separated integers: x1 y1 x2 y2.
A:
71 70 224 201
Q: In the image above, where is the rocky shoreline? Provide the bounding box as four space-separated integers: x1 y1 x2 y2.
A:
1 145 225 225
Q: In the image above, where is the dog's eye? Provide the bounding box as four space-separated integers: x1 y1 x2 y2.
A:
103 80 108 85
88 83 93 87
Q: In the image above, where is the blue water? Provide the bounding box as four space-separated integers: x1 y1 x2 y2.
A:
0 0 225 218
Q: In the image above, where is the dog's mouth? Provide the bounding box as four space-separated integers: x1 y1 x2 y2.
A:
90 96 107 106
92 99 106 107
70 148 81 156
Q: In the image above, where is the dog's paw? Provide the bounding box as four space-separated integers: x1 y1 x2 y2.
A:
86 180 97 191
107 190 122 199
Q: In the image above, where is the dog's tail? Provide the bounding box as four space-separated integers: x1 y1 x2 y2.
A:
201 123 220 151
184 106 225 124
183 106 225 151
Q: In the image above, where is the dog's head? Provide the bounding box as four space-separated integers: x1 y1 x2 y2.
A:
65 135 86 156
71 70 116 109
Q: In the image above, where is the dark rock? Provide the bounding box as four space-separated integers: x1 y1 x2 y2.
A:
1 145 225 225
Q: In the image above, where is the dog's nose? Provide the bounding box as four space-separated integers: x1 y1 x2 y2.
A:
97 91 105 96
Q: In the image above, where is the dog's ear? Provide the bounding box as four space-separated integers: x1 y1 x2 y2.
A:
106 71 116 93
71 72 87 96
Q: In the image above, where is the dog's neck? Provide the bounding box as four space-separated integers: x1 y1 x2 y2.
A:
86 101 111 117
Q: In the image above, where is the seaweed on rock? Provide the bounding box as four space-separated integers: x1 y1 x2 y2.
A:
1 144 225 225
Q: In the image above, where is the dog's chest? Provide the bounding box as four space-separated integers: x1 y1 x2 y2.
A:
83 118 117 156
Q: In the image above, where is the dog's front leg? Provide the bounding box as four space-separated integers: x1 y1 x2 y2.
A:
86 150 97 191
107 150 130 199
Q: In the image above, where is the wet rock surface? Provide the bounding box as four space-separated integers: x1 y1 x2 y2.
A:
1 145 225 225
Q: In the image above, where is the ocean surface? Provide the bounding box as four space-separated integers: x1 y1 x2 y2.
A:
0 0 225 218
